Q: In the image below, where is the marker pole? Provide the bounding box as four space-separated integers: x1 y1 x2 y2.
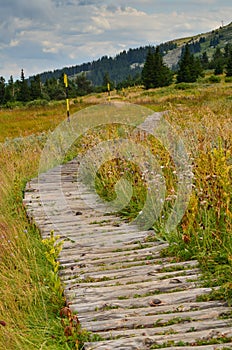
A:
64 74 70 122
107 82 111 102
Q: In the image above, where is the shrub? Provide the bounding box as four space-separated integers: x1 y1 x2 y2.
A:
208 75 221 83
175 82 194 90
225 76 232 83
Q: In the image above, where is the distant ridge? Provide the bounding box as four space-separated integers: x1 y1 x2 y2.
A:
32 21 232 87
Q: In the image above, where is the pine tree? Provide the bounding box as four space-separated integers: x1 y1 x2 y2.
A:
141 48 155 89
201 51 209 69
0 77 5 104
226 47 232 77
44 77 65 100
102 72 114 91
224 43 232 59
5 75 15 102
30 75 42 100
75 73 93 96
142 47 173 89
18 69 30 102
212 48 224 75
153 47 173 87
176 44 203 83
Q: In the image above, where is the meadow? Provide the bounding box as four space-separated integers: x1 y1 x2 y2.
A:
0 76 232 349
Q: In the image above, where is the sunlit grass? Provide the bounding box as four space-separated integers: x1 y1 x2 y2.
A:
0 78 232 348
0 137 68 349
0 101 86 142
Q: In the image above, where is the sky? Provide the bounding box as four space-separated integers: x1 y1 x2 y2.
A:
0 0 231 80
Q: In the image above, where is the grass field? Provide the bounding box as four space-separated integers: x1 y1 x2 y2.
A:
0 78 232 349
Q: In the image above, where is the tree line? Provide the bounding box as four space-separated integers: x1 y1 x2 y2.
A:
0 68 139 106
0 69 95 105
142 43 232 89
1 43 232 106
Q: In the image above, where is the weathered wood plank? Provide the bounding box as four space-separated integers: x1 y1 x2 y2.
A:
80 306 229 333
69 287 216 313
95 319 232 340
64 269 200 291
58 243 169 265
84 327 232 349
65 280 198 303
77 300 228 323
59 260 199 282
146 345 232 350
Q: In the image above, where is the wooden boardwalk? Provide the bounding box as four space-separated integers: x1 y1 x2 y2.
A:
24 158 232 349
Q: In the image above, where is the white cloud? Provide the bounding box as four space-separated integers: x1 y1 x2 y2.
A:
91 16 111 30
0 0 231 79
9 40 20 47
42 41 64 54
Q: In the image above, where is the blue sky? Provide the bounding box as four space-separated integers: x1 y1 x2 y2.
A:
0 0 231 80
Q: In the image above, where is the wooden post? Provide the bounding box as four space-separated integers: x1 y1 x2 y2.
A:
107 82 111 102
64 74 70 122
107 82 110 96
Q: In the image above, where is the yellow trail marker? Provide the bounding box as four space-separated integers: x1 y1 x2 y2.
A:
64 74 70 122
107 82 111 101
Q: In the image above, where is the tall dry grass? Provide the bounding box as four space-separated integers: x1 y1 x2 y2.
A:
0 80 232 348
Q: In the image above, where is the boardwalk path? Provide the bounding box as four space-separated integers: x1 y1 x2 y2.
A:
24 158 232 349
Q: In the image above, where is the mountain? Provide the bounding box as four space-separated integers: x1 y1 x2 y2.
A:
33 21 232 87
37 42 177 86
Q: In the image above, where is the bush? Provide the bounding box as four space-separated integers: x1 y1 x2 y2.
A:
208 75 221 83
3 101 24 109
225 76 232 83
175 82 194 90
26 99 49 107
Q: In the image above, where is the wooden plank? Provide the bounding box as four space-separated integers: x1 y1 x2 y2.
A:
69 287 216 313
84 327 232 349
95 319 231 340
77 300 228 323
64 269 200 291
147 345 232 350
65 280 198 303
58 243 169 264
59 260 199 281
80 306 230 332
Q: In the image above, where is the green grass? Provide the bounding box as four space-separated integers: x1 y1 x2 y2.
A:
0 102 97 349
0 100 86 142
0 136 67 349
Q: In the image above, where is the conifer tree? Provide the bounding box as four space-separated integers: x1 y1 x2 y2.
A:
224 43 232 59
4 76 15 102
213 47 224 75
30 74 42 100
102 72 114 91
0 77 5 104
176 44 203 83
75 73 93 96
226 47 232 77
142 47 173 89
18 69 31 102
141 48 155 89
153 47 173 87
201 51 209 69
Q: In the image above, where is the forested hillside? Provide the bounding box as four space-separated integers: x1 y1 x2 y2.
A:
35 21 232 86
0 21 232 105
37 41 177 86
